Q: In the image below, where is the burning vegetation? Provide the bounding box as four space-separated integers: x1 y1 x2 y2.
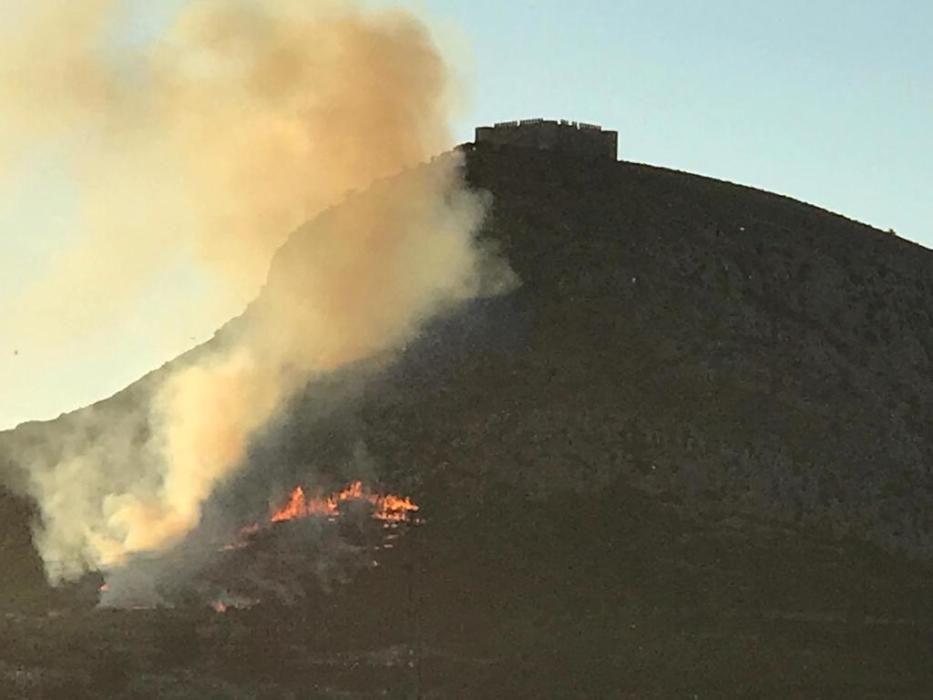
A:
195 483 420 612
270 482 420 525
221 482 420 554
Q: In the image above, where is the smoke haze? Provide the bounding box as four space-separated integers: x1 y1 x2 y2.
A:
1 0 454 343
0 0 510 582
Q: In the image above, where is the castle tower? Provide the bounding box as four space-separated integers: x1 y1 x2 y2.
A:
474 119 618 160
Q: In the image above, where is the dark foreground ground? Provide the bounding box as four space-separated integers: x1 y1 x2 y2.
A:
1 483 931 698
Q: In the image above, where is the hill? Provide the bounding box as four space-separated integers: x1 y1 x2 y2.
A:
0 144 931 697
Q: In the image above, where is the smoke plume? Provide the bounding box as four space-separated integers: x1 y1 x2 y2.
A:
1 0 511 582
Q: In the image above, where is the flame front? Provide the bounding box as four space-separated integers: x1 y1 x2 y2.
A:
269 481 419 524
270 486 313 522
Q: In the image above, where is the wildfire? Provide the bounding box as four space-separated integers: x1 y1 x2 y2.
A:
270 481 419 524
222 481 420 553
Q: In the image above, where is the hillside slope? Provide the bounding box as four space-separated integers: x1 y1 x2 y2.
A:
350 143 933 553
1 144 932 696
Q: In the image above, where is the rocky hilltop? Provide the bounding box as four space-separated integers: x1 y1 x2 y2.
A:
0 144 931 697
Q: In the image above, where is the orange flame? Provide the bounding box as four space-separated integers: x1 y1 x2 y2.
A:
224 482 419 552
212 600 227 613
269 481 419 524
270 486 313 522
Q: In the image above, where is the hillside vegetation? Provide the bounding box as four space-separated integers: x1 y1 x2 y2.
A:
0 145 931 697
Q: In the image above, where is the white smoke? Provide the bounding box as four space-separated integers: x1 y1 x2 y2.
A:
0 0 514 585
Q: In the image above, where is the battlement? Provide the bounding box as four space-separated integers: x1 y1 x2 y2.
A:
474 119 618 160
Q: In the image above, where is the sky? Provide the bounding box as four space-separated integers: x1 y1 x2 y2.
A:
1 0 931 430
435 0 931 242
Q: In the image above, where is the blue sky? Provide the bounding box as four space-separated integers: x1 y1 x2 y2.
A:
1 0 930 429
430 0 931 241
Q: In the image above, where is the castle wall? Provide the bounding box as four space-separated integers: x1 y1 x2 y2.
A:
475 119 618 160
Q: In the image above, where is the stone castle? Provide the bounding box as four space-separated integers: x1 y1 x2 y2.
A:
474 119 618 160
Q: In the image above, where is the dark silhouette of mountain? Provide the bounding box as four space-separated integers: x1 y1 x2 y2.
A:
1 143 932 697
